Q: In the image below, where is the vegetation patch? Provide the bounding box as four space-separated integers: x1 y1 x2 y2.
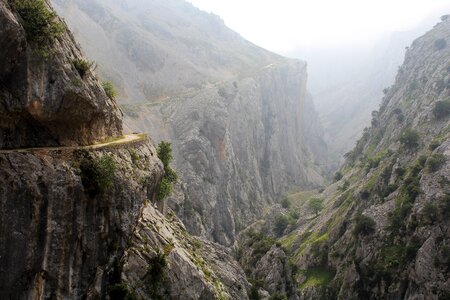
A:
399 128 420 149
80 154 117 197
307 197 324 216
102 81 117 99
281 196 291 209
280 231 299 252
72 58 95 78
433 99 450 119
421 203 438 226
10 0 64 54
108 283 137 300
299 267 335 290
245 230 276 264
353 214 376 237
426 153 446 172
156 141 178 201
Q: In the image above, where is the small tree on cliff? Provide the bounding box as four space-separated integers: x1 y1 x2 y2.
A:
307 198 324 216
157 141 178 201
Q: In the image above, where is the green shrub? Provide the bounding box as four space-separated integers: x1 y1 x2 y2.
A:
10 0 64 51
108 283 137 300
374 244 408 275
95 156 117 191
433 100 450 119
395 167 405 177
156 141 178 201
382 184 398 197
426 153 446 172
299 267 335 290
147 249 167 280
281 196 290 209
274 214 289 236
246 231 276 263
80 155 116 196
353 214 376 236
441 194 450 218
308 198 324 216
334 171 343 182
72 58 95 78
399 129 420 149
388 198 413 233
156 177 172 201
102 81 117 99
422 203 438 225
269 294 288 300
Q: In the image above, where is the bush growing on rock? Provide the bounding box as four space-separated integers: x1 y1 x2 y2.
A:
157 141 178 201
433 99 450 119
10 0 64 51
269 294 288 300
102 81 117 99
426 153 446 172
334 171 343 182
72 58 95 78
353 214 376 236
108 283 137 300
147 249 168 280
399 129 420 149
80 154 117 196
422 203 438 225
308 198 324 216
274 214 290 236
281 196 290 209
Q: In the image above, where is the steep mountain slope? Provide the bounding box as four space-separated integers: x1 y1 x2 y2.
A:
52 0 327 245
0 1 250 299
238 16 450 299
52 0 283 103
297 15 444 167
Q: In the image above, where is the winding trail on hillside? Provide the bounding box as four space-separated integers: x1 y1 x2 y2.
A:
0 133 147 153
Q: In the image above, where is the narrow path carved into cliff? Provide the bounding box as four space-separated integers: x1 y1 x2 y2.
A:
0 133 147 153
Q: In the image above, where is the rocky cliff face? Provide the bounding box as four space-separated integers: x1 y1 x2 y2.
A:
0 0 122 149
52 0 327 246
0 1 160 298
0 143 163 299
121 205 249 300
238 16 450 299
0 2 249 299
124 61 326 246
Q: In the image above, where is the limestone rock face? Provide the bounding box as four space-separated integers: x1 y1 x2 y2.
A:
0 143 163 299
152 62 326 246
0 0 122 149
52 0 328 246
121 205 250 300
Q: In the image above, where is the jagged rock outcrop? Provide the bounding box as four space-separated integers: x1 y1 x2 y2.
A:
52 0 327 246
121 205 249 300
0 0 122 149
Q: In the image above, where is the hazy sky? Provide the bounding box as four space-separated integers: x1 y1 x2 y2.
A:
188 0 450 54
